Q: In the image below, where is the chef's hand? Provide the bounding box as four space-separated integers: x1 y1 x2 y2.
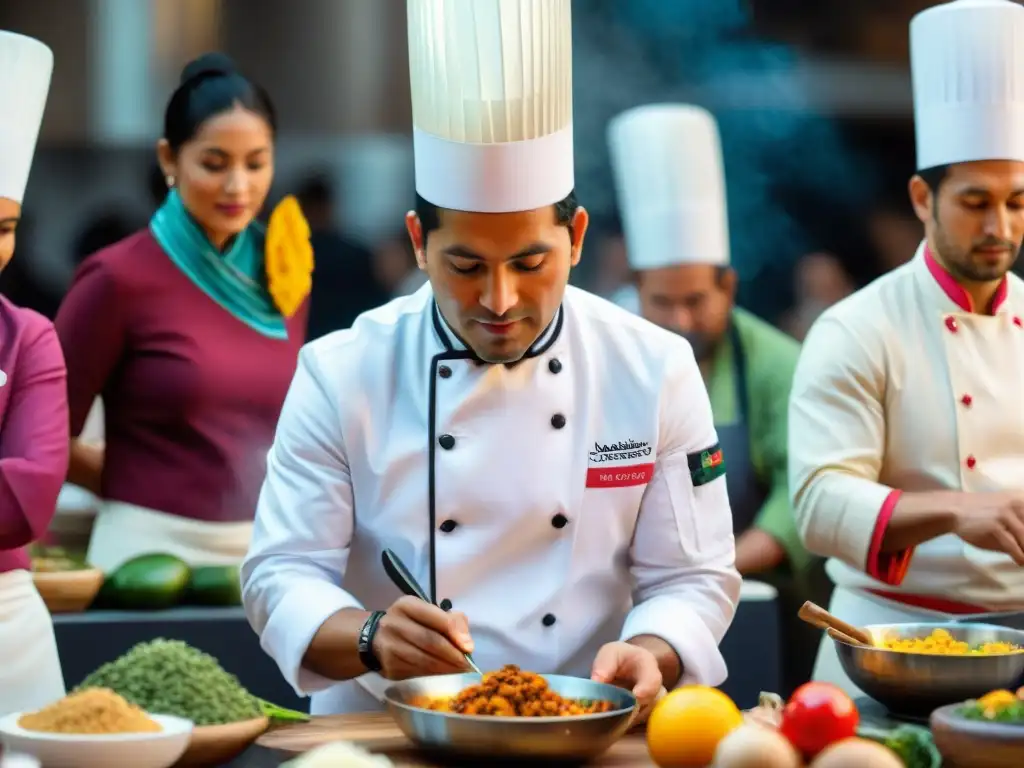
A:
591 641 666 725
371 596 475 680
953 494 1024 565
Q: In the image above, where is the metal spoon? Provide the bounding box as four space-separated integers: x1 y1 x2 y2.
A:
381 548 483 674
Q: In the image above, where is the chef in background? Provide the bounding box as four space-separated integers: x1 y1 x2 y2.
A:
0 31 67 713
790 0 1024 694
243 0 740 716
608 103 818 692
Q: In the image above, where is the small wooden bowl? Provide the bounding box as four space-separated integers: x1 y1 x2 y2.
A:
32 567 105 613
174 716 269 767
931 703 1024 768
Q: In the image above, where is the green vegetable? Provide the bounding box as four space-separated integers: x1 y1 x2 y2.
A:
186 565 242 606
257 698 310 723
98 553 191 610
77 638 261 725
858 724 941 768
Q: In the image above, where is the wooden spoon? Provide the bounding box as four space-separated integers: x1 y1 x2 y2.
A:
826 627 870 647
798 601 875 647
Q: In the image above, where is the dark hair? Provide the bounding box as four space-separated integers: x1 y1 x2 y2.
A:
916 164 950 195
74 211 140 265
295 175 335 210
163 52 276 153
147 162 168 208
414 190 579 245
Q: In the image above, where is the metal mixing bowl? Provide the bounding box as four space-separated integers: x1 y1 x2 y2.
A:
835 622 1024 716
383 672 637 761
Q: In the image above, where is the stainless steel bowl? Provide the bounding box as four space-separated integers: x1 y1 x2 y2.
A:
383 672 637 761
834 622 1024 716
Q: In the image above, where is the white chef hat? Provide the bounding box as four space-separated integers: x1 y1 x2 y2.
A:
0 31 53 204
406 0 574 214
608 104 729 272
911 0 1024 170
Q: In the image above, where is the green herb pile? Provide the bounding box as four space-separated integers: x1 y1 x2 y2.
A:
76 638 307 726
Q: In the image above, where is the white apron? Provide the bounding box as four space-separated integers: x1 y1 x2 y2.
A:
243 285 741 714
87 501 252 573
0 570 65 715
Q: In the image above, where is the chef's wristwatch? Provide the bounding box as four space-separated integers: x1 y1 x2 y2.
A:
358 610 387 673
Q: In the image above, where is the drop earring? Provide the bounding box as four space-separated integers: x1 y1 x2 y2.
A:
165 175 175 188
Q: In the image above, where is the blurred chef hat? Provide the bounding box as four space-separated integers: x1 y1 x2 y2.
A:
406 0 574 213
608 103 729 272
912 0 1024 170
0 31 53 204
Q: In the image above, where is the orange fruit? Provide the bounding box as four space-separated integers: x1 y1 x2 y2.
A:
646 686 743 767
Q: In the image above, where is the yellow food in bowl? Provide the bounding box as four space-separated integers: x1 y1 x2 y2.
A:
879 628 1023 655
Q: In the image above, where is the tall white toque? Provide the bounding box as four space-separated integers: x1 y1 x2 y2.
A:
608 103 730 271
406 0 575 213
911 0 1024 170
0 31 53 203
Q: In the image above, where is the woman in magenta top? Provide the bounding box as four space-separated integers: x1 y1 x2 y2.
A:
54 53 310 573
0 31 68 713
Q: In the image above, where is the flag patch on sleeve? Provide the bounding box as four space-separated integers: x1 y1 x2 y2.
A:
687 442 726 487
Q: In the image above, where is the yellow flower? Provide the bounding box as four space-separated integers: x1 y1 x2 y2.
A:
978 689 1018 711
265 195 314 317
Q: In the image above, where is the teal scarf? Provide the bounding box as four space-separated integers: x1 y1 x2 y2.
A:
150 189 288 339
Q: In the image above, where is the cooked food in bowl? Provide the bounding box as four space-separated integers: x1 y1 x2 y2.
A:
878 628 1023 655
385 672 636 760
17 688 161 734
835 623 1024 716
411 665 616 717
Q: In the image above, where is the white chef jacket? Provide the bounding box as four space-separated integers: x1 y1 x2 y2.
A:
790 242 1024 615
242 283 740 714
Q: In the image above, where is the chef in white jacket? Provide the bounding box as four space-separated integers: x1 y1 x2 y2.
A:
790 0 1024 695
242 0 741 716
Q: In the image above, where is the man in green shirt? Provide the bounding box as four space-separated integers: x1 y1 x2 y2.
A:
609 103 823 691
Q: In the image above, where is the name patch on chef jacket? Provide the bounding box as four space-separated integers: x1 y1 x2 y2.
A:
687 443 726 487
585 463 655 488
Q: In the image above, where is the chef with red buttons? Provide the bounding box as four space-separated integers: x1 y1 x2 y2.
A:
789 0 1024 694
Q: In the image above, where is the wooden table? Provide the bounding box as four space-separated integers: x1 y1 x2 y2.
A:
254 713 656 766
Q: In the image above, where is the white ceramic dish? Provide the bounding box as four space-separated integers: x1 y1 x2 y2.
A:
0 713 193 768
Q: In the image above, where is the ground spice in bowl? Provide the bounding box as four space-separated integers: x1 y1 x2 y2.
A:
17 688 162 734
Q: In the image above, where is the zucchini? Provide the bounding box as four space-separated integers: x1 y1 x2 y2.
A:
99 553 191 610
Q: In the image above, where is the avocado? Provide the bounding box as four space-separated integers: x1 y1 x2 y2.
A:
100 553 192 610
186 564 242 606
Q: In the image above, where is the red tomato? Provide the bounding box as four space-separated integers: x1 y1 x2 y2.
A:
780 682 860 756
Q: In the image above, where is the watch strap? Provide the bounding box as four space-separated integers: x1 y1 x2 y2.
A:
358 610 387 673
